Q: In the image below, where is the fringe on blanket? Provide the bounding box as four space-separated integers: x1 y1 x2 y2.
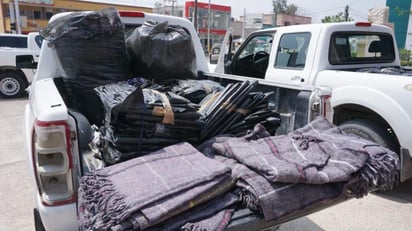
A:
344 144 400 198
78 173 128 230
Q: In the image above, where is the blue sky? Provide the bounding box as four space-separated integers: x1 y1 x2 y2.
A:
89 0 388 22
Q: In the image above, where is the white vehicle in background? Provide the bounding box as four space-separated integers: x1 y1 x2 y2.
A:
215 21 412 182
0 32 42 97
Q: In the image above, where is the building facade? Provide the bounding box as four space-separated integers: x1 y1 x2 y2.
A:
263 13 311 27
386 0 412 49
184 1 231 52
0 0 152 34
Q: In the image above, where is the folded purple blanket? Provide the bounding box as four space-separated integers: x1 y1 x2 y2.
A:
211 117 399 189
199 117 399 221
212 155 344 221
78 142 234 230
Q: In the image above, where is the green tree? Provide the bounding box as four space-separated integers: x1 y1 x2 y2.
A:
399 48 412 66
272 0 298 27
272 0 298 15
321 12 353 23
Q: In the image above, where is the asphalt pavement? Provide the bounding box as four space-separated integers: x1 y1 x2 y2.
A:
0 97 411 231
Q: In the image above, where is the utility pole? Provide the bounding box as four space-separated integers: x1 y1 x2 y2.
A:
14 0 21 34
241 8 245 39
9 2 16 33
207 0 211 54
194 0 198 30
171 0 176 16
344 5 349 22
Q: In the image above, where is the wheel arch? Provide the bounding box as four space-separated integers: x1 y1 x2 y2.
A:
331 86 412 150
0 66 29 85
333 103 400 150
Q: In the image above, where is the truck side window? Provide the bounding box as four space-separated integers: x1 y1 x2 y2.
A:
238 35 272 59
231 34 273 78
275 32 311 69
35 35 43 48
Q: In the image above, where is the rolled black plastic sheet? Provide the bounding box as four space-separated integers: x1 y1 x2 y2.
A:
93 79 282 164
198 80 282 140
94 81 205 164
171 79 224 104
126 20 197 81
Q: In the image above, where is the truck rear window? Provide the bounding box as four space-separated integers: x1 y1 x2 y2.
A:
329 32 395 65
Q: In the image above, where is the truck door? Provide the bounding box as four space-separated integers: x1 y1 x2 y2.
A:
16 33 43 82
214 29 274 79
230 33 274 78
265 32 312 84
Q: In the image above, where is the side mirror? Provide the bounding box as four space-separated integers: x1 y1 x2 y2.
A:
209 53 219 64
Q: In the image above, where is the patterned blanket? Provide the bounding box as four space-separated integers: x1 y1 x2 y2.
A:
79 117 400 229
78 142 234 230
211 117 399 190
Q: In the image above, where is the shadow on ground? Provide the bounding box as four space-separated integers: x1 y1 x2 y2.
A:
372 178 412 203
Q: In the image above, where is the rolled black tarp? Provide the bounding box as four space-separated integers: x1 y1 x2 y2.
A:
40 7 133 126
126 20 197 81
40 7 132 87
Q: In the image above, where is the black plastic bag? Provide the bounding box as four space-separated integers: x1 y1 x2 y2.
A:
41 7 132 88
40 8 133 125
126 20 197 81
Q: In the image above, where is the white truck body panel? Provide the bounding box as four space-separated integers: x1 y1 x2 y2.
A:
315 70 412 153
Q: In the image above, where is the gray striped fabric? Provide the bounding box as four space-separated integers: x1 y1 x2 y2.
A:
211 117 398 185
212 154 344 221
78 142 234 230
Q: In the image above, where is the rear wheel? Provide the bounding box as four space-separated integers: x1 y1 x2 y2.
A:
339 119 398 152
0 72 27 98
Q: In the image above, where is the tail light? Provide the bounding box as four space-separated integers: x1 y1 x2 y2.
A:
310 89 333 122
355 22 372 27
321 94 333 121
32 120 76 206
118 11 145 18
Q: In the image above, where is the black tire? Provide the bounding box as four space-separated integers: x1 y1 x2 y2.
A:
0 72 28 98
339 119 398 152
33 208 46 231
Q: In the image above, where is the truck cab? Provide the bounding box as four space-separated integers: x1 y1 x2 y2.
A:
215 22 412 182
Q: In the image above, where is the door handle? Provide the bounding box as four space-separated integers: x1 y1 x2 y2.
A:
291 76 304 82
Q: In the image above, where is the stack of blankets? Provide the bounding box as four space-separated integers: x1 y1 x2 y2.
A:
79 117 400 230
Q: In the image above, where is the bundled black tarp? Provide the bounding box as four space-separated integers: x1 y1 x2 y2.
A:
171 79 224 104
41 7 132 125
95 81 205 164
92 79 282 164
40 7 132 87
126 20 197 81
199 80 281 140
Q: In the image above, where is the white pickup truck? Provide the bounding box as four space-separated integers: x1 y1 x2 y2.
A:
0 32 42 97
24 9 399 231
215 21 412 182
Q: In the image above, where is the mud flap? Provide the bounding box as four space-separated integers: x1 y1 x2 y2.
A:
400 148 412 182
34 208 46 231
